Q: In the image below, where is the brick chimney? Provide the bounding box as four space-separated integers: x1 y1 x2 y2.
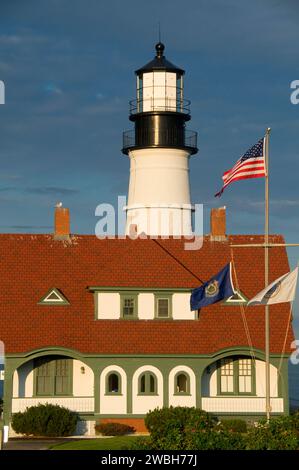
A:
54 203 70 240
210 207 227 241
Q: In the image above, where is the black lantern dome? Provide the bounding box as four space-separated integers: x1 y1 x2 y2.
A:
135 42 185 75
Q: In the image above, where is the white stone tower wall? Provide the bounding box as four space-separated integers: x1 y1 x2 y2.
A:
125 148 193 236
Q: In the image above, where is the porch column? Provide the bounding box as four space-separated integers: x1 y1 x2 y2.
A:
3 358 19 430
197 365 205 409
163 369 169 408
274 357 289 415
126 369 133 414
93 368 100 415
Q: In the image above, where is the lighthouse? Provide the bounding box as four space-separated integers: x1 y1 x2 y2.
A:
122 43 198 236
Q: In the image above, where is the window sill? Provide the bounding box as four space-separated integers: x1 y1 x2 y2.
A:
104 393 123 396
173 393 191 396
137 393 159 397
154 317 173 321
217 394 257 397
32 394 73 398
120 317 139 320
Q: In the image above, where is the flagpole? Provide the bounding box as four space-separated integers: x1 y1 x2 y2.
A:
265 127 271 422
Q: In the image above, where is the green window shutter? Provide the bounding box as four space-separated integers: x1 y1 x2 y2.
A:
55 358 72 396
35 358 53 396
34 356 72 396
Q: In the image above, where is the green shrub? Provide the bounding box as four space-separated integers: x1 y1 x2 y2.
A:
186 429 247 450
128 429 246 451
290 410 299 431
144 407 215 450
246 418 298 450
11 403 78 437
143 407 299 450
219 419 247 433
95 422 135 436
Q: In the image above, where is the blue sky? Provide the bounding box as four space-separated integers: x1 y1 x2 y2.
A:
0 0 299 334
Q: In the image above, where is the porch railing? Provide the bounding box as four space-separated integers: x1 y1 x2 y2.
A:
12 397 94 413
201 397 284 413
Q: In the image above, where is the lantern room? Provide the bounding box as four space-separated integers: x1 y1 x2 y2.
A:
132 42 186 115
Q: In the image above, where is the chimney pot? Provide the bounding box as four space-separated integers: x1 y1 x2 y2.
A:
54 205 70 240
210 207 226 241
128 224 138 239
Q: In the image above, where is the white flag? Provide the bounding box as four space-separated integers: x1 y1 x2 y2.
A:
248 267 298 306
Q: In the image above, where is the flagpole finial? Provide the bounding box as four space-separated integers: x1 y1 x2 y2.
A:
266 127 271 134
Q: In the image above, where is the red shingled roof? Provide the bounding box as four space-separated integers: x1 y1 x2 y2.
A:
0 234 294 355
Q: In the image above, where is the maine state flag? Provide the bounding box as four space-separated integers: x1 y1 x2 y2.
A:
190 263 235 311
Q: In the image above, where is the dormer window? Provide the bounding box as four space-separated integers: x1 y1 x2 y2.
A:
155 293 172 319
38 288 70 305
121 293 138 319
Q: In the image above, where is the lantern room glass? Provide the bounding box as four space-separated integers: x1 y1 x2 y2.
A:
136 71 183 113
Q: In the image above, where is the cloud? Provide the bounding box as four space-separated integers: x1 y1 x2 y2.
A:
44 83 63 95
25 187 79 195
0 31 50 47
0 35 22 45
248 199 299 209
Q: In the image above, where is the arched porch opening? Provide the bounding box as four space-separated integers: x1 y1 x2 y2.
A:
12 350 94 415
200 353 283 415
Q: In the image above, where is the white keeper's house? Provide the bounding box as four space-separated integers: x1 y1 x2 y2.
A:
0 43 294 436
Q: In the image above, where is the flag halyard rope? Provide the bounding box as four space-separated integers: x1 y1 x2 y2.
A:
230 247 260 388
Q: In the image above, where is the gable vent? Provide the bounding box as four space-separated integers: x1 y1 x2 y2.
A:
38 288 70 305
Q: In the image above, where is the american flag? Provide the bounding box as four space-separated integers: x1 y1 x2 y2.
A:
215 138 266 197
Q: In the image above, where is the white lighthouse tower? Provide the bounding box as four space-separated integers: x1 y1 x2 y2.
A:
122 43 198 236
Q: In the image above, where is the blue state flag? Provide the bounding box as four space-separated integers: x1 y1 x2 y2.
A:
190 263 235 311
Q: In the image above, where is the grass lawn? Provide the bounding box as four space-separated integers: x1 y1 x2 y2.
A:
50 436 148 450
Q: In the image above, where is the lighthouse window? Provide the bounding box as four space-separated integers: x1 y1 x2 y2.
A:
137 76 143 113
176 75 183 112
